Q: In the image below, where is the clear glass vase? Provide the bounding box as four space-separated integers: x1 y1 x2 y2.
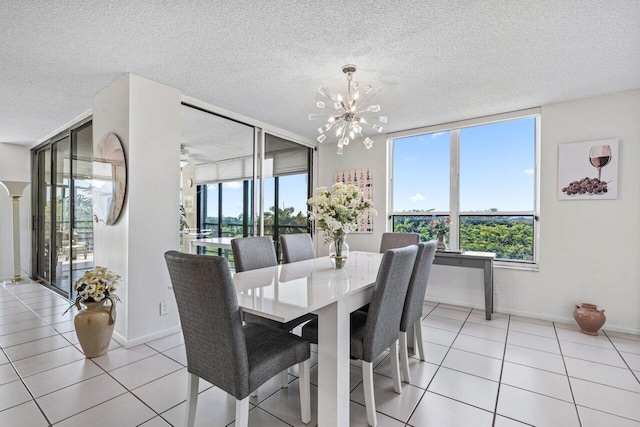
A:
328 233 349 269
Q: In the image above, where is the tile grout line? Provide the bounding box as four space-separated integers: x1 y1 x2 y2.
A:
603 330 640 385
2 283 165 426
490 313 510 426
0 321 53 426
553 321 582 427
402 303 474 425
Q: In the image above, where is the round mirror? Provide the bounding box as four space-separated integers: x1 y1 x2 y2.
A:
93 133 127 225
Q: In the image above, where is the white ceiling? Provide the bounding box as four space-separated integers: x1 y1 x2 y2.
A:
2 0 639 146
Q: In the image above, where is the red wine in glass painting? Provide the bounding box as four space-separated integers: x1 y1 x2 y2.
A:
589 145 611 181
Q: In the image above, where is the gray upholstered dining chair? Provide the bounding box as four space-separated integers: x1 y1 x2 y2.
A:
231 236 316 388
301 245 418 427
280 233 315 264
379 232 420 253
164 251 311 427
231 236 278 273
398 241 437 384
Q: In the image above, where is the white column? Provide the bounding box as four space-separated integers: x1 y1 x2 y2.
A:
0 181 29 283
11 196 21 280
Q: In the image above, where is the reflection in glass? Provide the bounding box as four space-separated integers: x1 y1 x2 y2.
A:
53 136 71 295
71 124 95 298
93 133 126 225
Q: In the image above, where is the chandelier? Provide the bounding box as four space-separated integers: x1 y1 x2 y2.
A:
309 64 387 155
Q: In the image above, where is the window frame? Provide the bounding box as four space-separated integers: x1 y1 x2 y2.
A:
388 108 540 267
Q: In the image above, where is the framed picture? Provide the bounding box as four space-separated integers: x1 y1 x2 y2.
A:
558 139 619 200
335 168 373 233
183 195 194 213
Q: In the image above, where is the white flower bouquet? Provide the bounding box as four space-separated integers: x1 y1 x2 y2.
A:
308 183 376 243
64 266 121 314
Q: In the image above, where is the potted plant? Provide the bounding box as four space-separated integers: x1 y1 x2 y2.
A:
429 217 452 251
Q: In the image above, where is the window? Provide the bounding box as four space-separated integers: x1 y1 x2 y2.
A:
390 112 538 263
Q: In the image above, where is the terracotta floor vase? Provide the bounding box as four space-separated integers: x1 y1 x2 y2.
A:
573 303 606 336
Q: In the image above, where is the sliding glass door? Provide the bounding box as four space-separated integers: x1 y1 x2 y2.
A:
34 146 52 283
263 134 312 260
32 121 94 297
181 105 313 266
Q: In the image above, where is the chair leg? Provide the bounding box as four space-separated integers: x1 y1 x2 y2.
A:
185 373 199 427
390 339 402 394
414 321 425 361
362 361 378 427
399 331 412 384
299 359 311 423
280 370 289 388
235 396 250 427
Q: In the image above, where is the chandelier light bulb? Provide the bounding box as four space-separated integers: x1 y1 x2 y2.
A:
311 64 387 154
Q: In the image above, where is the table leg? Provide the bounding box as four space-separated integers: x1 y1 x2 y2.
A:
316 300 351 427
484 260 493 320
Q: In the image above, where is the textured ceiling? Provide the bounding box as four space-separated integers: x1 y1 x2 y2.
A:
1 0 639 145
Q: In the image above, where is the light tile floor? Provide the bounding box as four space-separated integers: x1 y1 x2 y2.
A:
1 281 639 426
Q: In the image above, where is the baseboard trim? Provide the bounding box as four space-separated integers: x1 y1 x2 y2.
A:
112 325 182 348
425 297 640 337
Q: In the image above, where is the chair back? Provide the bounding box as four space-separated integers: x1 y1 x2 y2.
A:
164 251 250 399
379 232 420 253
231 236 278 272
280 233 315 264
363 245 418 361
400 241 437 332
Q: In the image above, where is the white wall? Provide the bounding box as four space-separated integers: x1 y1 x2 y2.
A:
93 74 182 346
317 135 388 255
498 89 640 333
319 89 640 334
0 143 32 279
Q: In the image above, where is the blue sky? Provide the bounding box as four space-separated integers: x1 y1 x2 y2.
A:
393 117 535 212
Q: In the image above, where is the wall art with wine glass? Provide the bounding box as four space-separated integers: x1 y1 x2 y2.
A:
558 139 618 200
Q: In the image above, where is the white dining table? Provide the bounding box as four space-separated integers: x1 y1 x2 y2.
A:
189 237 234 253
233 251 384 427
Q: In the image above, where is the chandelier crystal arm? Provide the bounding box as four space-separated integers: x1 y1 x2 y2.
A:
310 64 386 154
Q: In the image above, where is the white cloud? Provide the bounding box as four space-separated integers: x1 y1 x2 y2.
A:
223 182 242 189
410 193 426 202
523 169 534 176
430 132 445 139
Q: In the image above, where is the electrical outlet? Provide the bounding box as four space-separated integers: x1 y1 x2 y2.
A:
160 300 168 316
